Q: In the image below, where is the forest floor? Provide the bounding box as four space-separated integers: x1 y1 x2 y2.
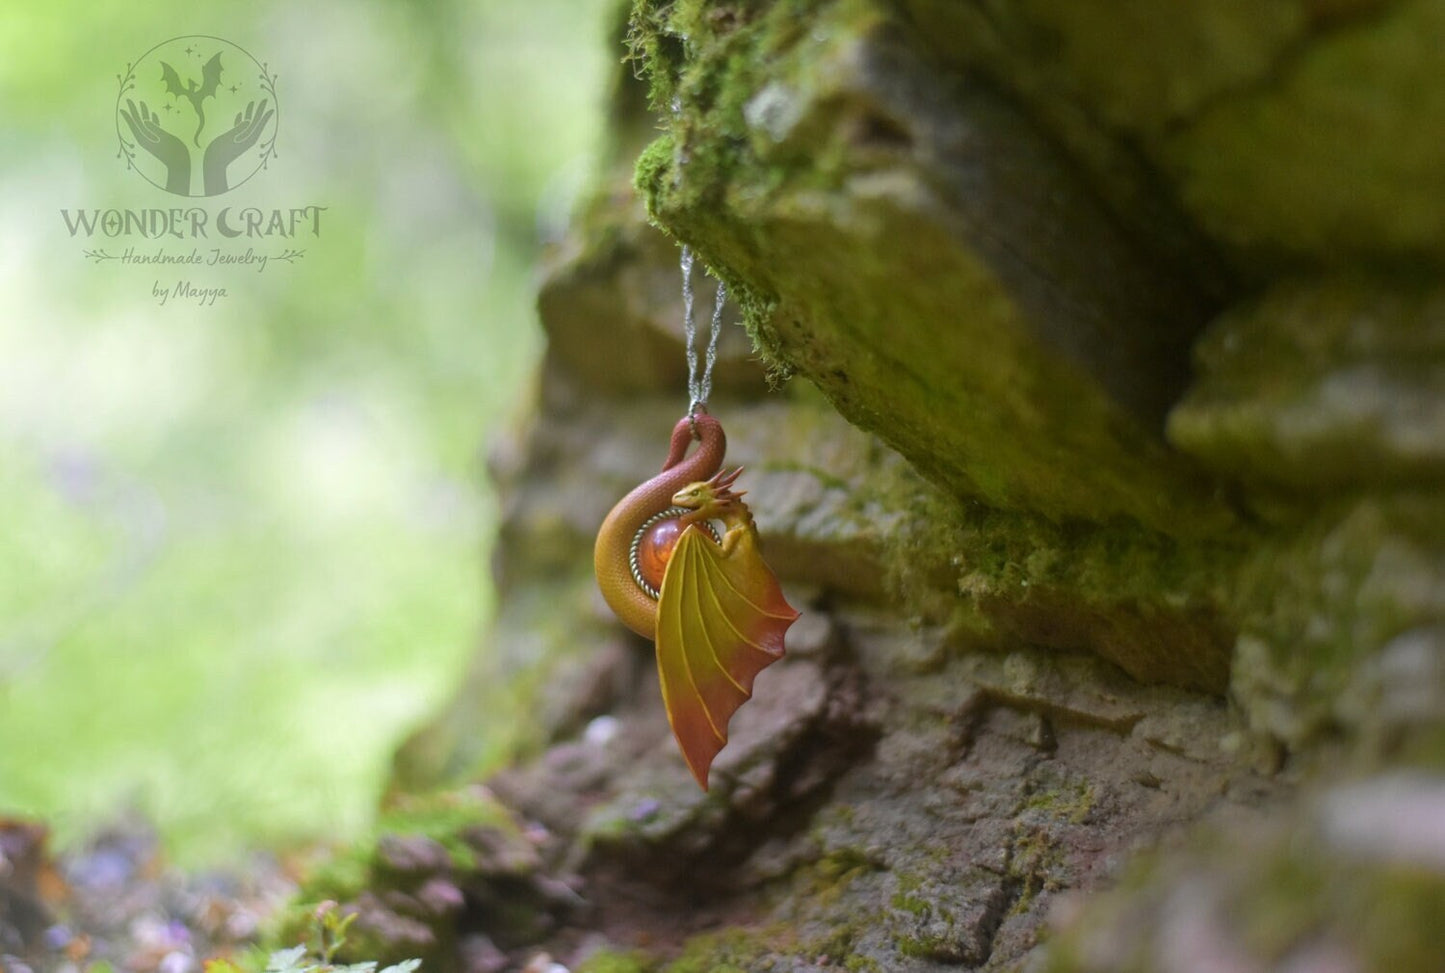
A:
0 816 296 973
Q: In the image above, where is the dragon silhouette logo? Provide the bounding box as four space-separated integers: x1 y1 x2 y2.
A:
115 35 278 197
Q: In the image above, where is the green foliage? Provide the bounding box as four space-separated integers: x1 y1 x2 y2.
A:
309 903 359 965
269 787 520 963
262 942 415 973
660 928 763 973
575 950 656 973
195 902 421 971
205 908 422 973
0 0 610 864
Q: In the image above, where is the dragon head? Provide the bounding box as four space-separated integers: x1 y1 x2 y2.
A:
672 467 746 520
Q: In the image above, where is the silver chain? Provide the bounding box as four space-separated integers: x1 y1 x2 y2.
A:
681 244 726 416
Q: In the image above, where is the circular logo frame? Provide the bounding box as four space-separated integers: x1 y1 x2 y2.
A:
115 34 279 197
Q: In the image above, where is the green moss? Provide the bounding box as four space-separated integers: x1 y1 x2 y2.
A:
632 133 674 202
296 847 372 906
667 962 748 973
577 949 658 973
1021 779 1097 825
1232 851 1331 960
1357 868 1445 971
1007 818 1072 919
661 919 876 973
1394 727 1445 771
900 0 1306 137
891 892 931 918
377 789 518 867
1159 1 1445 266
625 0 1445 759
1047 814 1445 972
898 1 1445 270
862 457 1240 690
807 924 864 968
624 0 683 113
813 845 876 883
661 929 759 973
630 0 865 222
888 869 962 960
1231 493 1445 748
893 907 962 961
268 787 521 958
629 0 1246 540
1170 278 1445 493
1229 843 1445 969
285 788 506 908
576 802 637 847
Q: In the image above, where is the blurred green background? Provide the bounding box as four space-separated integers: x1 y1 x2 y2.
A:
0 0 612 864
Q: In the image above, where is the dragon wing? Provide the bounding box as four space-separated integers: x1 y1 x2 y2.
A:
160 61 185 98
199 52 224 98
655 524 798 790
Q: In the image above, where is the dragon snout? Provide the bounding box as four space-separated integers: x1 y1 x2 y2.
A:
671 486 706 508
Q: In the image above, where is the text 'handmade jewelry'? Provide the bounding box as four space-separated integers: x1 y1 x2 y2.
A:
593 247 799 791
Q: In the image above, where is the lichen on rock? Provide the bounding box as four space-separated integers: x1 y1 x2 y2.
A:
364 0 1445 969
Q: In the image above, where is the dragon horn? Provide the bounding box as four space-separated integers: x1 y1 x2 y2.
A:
710 466 744 489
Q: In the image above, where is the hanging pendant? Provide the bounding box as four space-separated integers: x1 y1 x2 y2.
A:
594 412 799 790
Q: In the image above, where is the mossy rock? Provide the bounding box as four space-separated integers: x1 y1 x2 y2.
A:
1169 278 1445 493
270 788 533 968
1046 774 1445 973
630 0 1237 535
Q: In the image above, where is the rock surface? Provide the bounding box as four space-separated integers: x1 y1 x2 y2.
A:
357 1 1445 970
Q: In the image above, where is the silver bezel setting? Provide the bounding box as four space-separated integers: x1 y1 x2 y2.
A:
629 506 720 600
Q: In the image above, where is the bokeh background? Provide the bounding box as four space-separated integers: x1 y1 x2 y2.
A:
0 0 612 864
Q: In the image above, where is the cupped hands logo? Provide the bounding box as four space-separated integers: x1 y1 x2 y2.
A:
116 35 278 197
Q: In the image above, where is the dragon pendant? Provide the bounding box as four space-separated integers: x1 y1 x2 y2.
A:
593 413 799 790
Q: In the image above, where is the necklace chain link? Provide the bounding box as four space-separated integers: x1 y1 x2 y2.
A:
681 244 726 416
